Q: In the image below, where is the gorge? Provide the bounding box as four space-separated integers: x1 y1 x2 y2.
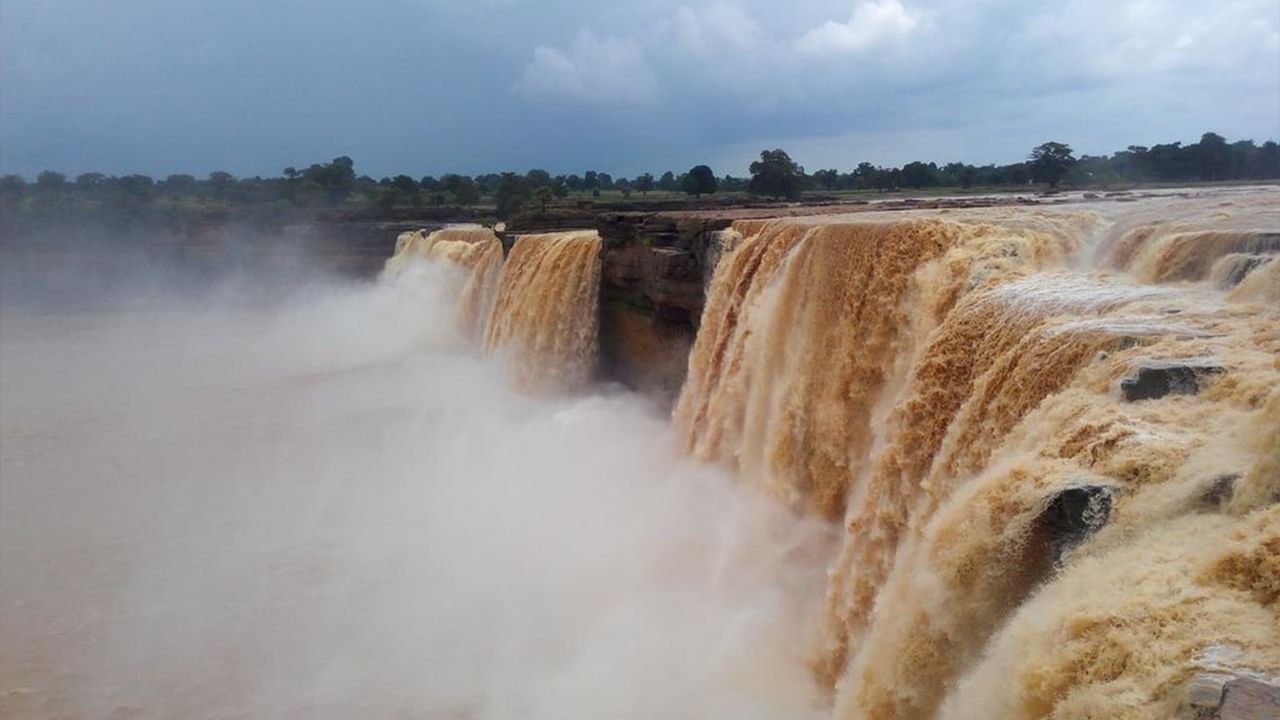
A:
1 186 1276 720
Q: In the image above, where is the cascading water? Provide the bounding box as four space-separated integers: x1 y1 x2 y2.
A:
384 226 603 391
675 199 1279 719
5 191 1275 720
383 225 505 340
482 231 603 392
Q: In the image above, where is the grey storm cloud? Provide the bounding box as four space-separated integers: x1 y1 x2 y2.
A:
2 0 1277 178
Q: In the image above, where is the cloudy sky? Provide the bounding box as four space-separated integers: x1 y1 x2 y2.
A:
2 0 1278 178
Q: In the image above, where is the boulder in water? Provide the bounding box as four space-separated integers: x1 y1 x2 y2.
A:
1181 672 1280 719
1120 360 1224 401
1040 484 1113 562
1202 474 1239 507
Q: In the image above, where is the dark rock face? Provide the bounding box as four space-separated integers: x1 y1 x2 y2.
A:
591 214 731 403
1203 474 1240 507
597 302 694 405
600 244 704 324
1120 361 1225 401
1006 483 1116 614
1040 485 1113 562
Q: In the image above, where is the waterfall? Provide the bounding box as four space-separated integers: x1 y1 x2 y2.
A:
676 208 1279 719
482 231 603 392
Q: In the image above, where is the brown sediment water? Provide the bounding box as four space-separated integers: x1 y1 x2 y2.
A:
3 189 1276 720
482 230 603 392
382 225 505 340
675 191 1279 719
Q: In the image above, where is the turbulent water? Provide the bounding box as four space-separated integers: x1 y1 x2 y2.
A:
676 192 1280 719
383 226 602 391
382 225 505 340
481 231 602 392
2 193 1278 720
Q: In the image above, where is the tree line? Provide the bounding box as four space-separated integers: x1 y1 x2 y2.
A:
2 132 1276 227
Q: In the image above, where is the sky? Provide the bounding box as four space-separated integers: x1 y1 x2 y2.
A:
1 0 1278 179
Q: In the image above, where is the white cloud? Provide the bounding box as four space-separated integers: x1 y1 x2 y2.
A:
795 0 923 56
514 30 661 106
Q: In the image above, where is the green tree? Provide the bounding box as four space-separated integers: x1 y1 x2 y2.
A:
494 172 529 219
682 165 717 198
76 172 106 188
36 171 67 190
442 174 479 205
534 186 554 213
1029 142 1075 188
900 161 938 189
1195 132 1230 181
635 172 654 195
812 168 839 189
748 149 804 199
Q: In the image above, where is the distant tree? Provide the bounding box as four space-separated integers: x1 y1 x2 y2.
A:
682 165 717 198
474 173 502 196
116 174 156 208
1195 132 1231 181
526 168 552 187
812 168 839 190
75 172 106 188
419 175 440 192
494 172 529 218
0 175 25 213
161 174 195 194
1255 141 1280 178
748 149 804 199
534 185 554 213
442 174 480 205
583 170 600 193
597 172 614 190
390 174 421 206
36 171 67 190
900 161 938 189
635 173 654 195
657 171 677 192
852 162 877 190
1029 142 1075 187
283 167 299 180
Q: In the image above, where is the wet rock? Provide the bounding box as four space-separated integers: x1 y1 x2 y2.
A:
1120 361 1224 401
1202 474 1239 507
1042 485 1113 561
597 301 693 407
1182 672 1280 719
1215 254 1274 289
